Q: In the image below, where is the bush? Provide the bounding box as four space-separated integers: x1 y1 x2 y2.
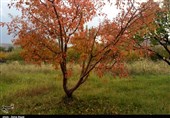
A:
124 50 141 62
7 46 14 52
0 52 7 62
67 48 80 63
6 48 23 62
0 47 5 52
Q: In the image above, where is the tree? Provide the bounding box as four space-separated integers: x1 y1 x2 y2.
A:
0 0 161 98
7 46 14 52
134 0 170 65
0 47 5 52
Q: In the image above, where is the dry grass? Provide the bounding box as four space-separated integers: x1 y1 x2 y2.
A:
127 59 170 75
0 60 170 114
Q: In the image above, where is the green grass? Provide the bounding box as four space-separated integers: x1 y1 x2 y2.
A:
0 60 170 115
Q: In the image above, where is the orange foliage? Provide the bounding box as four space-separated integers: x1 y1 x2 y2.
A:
0 0 162 97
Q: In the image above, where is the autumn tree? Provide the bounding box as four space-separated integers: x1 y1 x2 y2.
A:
0 0 162 98
134 0 170 65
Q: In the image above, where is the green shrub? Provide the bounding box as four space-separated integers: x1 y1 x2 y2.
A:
0 47 5 52
7 46 14 52
124 50 141 62
67 47 80 63
6 48 23 62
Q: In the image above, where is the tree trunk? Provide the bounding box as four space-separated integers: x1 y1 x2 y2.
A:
63 81 77 98
63 76 85 98
62 76 74 98
61 61 89 98
64 75 89 98
65 90 73 98
60 61 74 98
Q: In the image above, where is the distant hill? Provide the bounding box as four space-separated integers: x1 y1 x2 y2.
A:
0 43 12 48
0 43 19 51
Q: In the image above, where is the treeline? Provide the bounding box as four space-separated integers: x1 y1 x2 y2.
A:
0 46 168 63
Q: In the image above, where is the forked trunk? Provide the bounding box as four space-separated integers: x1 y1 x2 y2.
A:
61 62 89 98
63 79 80 98
63 76 73 98
65 90 73 98
63 76 86 98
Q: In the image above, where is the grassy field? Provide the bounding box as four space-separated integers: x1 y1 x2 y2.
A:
0 60 170 115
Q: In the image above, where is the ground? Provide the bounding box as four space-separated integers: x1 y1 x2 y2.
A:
0 59 170 114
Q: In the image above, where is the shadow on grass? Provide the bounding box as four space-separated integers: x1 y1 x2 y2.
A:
54 95 119 115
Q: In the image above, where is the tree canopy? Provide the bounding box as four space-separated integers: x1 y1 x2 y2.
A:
0 0 163 97
134 0 170 65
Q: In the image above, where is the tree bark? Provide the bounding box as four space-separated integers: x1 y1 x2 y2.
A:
62 73 89 98
65 89 73 98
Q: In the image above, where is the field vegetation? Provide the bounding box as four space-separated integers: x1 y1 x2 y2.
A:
0 59 170 114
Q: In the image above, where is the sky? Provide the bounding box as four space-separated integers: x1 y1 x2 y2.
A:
0 0 21 44
0 0 162 44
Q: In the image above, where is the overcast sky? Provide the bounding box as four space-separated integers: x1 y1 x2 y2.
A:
1 0 21 44
0 0 161 44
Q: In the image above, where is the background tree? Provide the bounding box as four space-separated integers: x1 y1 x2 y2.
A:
0 0 162 98
7 46 14 52
0 47 5 52
134 0 170 65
